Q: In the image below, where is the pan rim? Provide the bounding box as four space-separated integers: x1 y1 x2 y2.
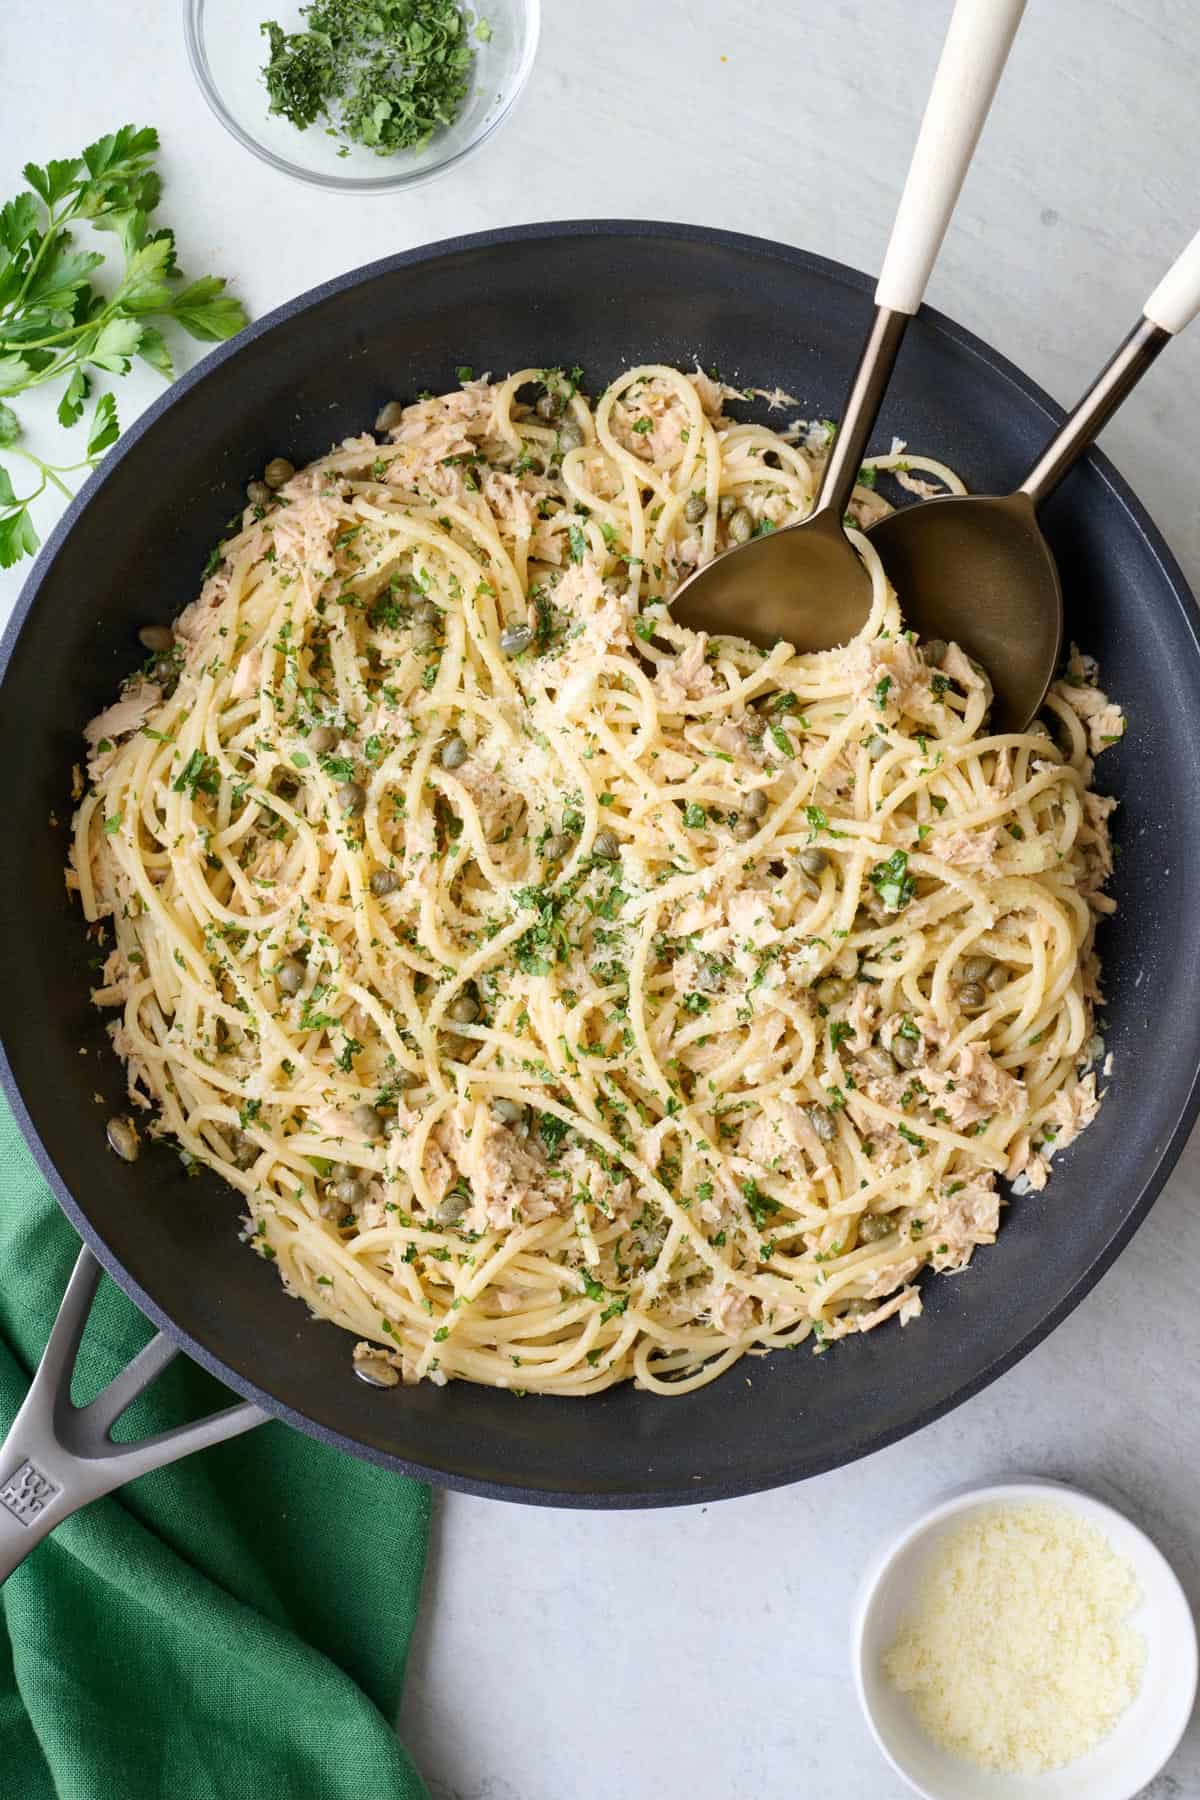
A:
4 218 1199 1508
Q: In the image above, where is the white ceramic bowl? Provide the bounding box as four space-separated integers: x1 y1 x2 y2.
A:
853 1479 1197 1800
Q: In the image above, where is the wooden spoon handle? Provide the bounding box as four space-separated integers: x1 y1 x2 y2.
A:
818 0 1026 518
1145 227 1200 336
875 0 1026 316
1020 232 1200 505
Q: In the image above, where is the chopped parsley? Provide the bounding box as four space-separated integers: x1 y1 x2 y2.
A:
512 883 571 977
868 848 916 912
741 1178 781 1230
259 0 480 157
173 750 220 798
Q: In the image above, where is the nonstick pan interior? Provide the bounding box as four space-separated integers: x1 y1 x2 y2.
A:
2 223 1199 1506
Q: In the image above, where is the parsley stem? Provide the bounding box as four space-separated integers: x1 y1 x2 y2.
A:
6 445 93 497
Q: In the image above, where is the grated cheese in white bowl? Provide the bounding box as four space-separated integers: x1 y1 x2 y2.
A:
853 1479 1198 1800
883 1503 1144 1772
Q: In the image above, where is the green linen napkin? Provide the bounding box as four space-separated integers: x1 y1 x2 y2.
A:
0 1103 431 1800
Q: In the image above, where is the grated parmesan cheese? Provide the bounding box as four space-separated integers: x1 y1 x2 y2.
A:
884 1503 1145 1773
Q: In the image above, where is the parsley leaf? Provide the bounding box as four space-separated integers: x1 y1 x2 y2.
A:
173 749 220 798
868 848 916 912
0 124 247 565
741 1178 781 1231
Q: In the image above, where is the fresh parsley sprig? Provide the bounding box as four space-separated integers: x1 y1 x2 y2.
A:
0 125 248 567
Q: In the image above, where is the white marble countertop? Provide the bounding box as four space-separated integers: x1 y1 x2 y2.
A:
5 1 1199 1794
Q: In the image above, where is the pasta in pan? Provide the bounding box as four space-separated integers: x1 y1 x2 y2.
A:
72 365 1122 1395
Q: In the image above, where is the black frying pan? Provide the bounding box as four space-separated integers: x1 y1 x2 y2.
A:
3 222 1199 1513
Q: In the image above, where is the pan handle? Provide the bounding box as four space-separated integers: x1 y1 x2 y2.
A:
0 1245 266 1584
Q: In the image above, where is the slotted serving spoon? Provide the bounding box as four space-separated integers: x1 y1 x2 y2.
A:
670 0 1027 648
868 226 1200 729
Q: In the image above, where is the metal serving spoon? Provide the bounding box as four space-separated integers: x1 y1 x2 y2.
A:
670 0 1027 648
868 228 1200 729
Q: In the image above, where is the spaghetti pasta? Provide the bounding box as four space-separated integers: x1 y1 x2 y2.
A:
71 365 1123 1396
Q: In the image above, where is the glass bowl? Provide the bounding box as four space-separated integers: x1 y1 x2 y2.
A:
184 0 539 193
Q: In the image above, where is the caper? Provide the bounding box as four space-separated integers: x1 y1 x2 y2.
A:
684 494 707 524
309 724 338 753
491 1097 527 1126
375 400 405 432
106 1116 139 1162
985 963 1008 992
536 390 565 420
805 1103 837 1143
718 494 737 520
354 1353 399 1389
858 1212 893 1243
138 624 174 654
231 1131 258 1171
392 1068 417 1090
332 1162 355 1181
728 507 753 544
147 655 177 687
958 981 986 1009
436 1192 469 1226
815 977 848 1007
922 639 947 669
694 960 724 992
263 457 295 490
439 734 468 770
411 621 439 650
337 781 366 816
866 733 890 761
542 832 574 862
961 955 993 983
276 955 306 995
731 816 757 842
246 479 272 507
370 867 400 898
500 621 534 656
333 1175 366 1208
891 1031 920 1069
742 789 768 821
447 992 479 1024
593 829 620 861
558 421 584 451
860 1046 897 1080
352 1103 384 1139
411 600 439 625
796 847 828 877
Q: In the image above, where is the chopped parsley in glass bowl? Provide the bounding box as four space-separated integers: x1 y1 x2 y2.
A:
185 0 539 193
